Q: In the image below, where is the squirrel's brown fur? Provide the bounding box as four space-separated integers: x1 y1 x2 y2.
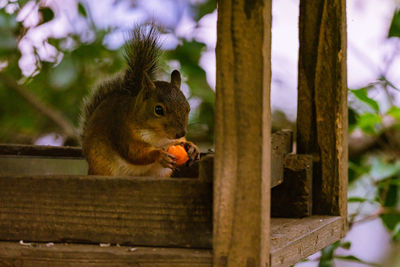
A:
80 25 199 177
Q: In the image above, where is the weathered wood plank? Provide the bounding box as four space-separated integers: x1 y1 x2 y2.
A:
0 144 82 157
214 0 272 266
270 216 344 267
0 216 344 267
297 0 348 216
0 156 88 175
271 130 293 187
0 242 212 267
271 154 313 217
0 176 212 248
198 154 214 182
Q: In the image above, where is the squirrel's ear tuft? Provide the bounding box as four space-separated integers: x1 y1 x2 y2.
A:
171 70 181 90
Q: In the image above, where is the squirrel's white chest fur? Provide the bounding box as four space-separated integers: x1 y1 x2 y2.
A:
138 129 173 148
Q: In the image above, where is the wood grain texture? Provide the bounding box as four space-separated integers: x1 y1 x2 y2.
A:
271 154 313 217
198 154 214 182
270 216 343 267
0 216 343 267
297 0 348 216
0 175 212 248
214 0 272 266
0 144 82 157
0 242 212 267
271 130 293 187
0 156 88 175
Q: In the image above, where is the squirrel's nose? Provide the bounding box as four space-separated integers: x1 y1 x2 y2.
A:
175 130 186 139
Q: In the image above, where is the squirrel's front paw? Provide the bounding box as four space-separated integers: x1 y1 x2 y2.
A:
183 141 200 163
159 150 176 169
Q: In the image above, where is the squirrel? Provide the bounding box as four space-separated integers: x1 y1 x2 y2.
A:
80 25 200 177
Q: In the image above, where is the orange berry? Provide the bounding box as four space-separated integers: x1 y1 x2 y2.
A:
167 145 189 165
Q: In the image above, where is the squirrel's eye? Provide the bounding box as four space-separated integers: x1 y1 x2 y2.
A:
154 105 164 116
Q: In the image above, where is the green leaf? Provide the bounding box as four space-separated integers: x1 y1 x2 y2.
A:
348 197 368 203
39 7 54 24
348 159 370 183
320 241 341 261
357 113 381 134
335 255 380 266
388 179 400 186
381 182 399 207
381 214 400 231
318 261 334 267
388 8 400 38
387 106 400 121
78 3 87 18
350 88 379 112
348 107 359 133
319 240 352 267
191 0 216 21
393 223 400 241
340 241 352 250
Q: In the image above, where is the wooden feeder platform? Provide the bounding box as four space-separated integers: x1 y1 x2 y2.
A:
0 0 347 266
0 129 344 267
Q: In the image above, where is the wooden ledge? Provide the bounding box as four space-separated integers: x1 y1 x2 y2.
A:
270 216 344 267
0 175 213 248
0 144 83 158
0 242 212 267
0 173 343 252
0 216 343 267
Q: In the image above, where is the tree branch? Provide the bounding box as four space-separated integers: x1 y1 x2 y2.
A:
0 72 79 141
349 117 400 158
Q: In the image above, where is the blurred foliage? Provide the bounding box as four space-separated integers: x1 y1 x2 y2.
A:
317 6 400 266
190 0 216 21
164 39 214 141
388 8 400 38
0 0 215 144
317 241 379 267
348 80 400 241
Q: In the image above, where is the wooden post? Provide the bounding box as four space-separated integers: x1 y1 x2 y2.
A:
297 0 347 217
214 0 272 266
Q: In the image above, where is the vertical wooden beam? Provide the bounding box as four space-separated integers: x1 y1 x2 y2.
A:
297 0 348 217
214 0 272 266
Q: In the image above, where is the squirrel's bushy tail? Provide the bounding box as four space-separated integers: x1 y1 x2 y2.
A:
79 25 161 139
124 24 161 91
